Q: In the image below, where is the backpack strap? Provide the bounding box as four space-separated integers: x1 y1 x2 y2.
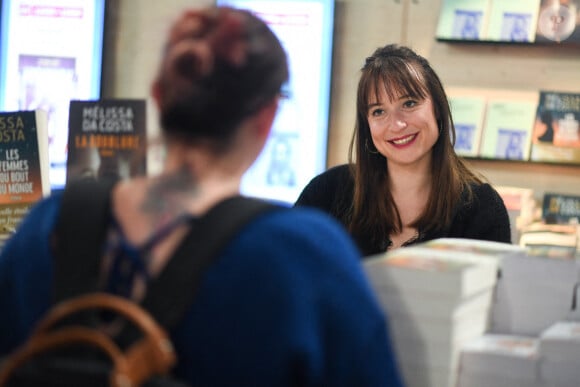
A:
142 196 279 328
52 178 116 304
53 179 280 329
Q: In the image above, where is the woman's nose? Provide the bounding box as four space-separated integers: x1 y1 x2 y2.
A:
388 113 407 131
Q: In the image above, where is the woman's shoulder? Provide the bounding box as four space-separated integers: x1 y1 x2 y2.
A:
295 164 353 208
468 182 505 205
461 181 510 223
312 163 353 184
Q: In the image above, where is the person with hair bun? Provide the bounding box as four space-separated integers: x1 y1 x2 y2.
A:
296 44 511 256
0 7 404 386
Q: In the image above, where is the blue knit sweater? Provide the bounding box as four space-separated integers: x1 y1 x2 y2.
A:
0 191 403 387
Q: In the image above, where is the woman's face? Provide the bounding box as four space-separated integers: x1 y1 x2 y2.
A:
366 83 439 169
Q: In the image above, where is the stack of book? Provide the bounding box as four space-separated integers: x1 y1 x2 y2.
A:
456 334 540 387
538 320 580 386
495 185 538 243
489 250 580 336
519 222 579 258
363 239 510 387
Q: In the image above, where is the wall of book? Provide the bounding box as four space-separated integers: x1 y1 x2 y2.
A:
449 88 580 165
436 0 580 46
321 0 580 209
436 1 580 165
429 0 580 253
426 0 580 196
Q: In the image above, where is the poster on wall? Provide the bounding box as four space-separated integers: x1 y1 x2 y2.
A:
216 0 335 204
0 0 107 190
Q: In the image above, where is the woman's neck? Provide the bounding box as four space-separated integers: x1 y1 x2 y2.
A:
388 161 431 198
387 160 432 231
158 152 243 215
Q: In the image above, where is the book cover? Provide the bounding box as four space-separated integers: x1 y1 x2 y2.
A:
66 99 147 184
448 94 487 157
485 0 541 43
530 90 580 164
479 97 539 161
535 0 580 44
542 192 580 224
0 109 49 246
436 0 493 41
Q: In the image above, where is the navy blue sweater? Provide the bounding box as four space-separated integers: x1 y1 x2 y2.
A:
0 191 403 387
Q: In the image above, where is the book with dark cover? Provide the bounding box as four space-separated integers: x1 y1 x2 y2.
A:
66 99 147 185
531 91 580 164
542 192 580 224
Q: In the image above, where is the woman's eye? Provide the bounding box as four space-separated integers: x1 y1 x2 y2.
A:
370 108 384 117
403 100 418 108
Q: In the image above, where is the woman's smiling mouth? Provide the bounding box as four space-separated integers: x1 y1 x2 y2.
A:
389 133 417 146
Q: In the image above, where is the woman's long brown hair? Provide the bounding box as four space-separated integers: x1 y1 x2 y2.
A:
347 44 483 252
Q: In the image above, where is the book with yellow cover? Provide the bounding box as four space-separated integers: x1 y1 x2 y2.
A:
436 0 493 41
485 0 541 42
449 94 487 157
479 96 539 161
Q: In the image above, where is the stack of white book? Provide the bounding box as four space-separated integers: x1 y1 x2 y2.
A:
489 251 580 336
457 334 540 387
363 239 514 387
538 320 580 387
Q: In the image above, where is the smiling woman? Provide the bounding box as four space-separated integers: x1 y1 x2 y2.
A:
295 44 512 257
366 87 439 168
